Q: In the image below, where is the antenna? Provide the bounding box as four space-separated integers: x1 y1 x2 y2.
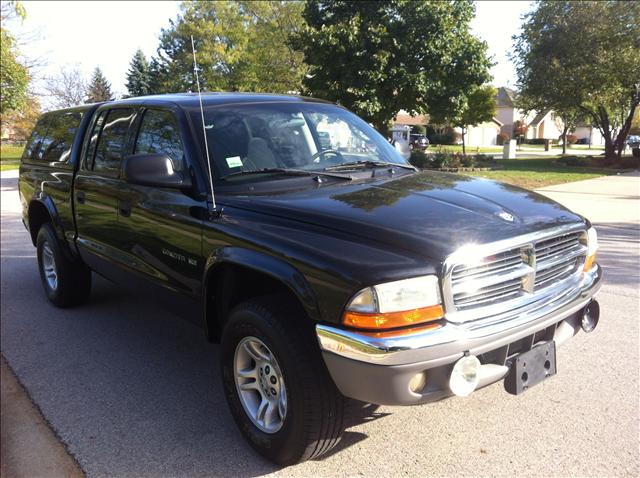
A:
191 35 219 215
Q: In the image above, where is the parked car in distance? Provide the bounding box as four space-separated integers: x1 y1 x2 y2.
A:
410 133 429 150
19 93 602 466
625 135 640 148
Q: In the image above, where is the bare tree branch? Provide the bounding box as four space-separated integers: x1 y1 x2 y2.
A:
41 67 87 109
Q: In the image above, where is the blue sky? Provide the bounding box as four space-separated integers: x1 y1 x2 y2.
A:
13 1 533 98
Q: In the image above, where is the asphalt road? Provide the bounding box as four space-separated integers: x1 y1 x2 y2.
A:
1 171 638 477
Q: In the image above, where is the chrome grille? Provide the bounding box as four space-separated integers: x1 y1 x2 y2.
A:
444 226 587 323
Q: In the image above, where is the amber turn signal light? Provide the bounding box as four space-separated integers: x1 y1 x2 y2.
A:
343 304 444 330
583 253 596 272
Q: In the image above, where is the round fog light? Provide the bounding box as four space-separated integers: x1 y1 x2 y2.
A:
581 300 600 333
409 372 428 393
449 354 481 397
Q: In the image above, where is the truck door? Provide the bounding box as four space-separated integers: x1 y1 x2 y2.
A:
74 108 136 274
112 107 205 297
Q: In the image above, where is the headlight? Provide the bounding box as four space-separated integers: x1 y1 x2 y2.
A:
343 276 443 330
583 227 598 272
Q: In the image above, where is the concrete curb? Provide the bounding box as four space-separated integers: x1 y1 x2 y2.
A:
1 357 85 478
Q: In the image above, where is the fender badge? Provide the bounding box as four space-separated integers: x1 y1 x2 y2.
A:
497 210 515 222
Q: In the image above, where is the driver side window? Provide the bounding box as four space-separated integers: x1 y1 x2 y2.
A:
134 109 185 172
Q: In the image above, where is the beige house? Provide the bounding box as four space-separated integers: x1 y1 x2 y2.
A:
495 87 521 138
494 87 565 141
393 111 429 130
390 88 575 147
1 122 16 141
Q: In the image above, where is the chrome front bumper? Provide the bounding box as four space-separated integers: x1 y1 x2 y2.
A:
316 265 602 405
317 265 602 367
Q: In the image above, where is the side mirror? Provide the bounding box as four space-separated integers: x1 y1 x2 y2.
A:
123 154 192 189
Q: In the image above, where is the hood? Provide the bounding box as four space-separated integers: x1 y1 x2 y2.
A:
222 171 585 260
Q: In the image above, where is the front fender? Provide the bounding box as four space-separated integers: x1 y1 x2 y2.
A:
202 246 322 332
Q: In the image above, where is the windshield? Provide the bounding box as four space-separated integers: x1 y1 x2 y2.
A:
189 102 408 180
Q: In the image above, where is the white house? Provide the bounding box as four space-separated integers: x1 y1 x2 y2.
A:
573 124 605 146
454 118 503 146
526 110 565 141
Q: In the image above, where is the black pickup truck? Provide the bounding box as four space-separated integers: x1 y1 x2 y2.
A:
19 93 602 465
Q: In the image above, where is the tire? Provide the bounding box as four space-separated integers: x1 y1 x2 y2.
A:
221 295 346 465
36 223 92 307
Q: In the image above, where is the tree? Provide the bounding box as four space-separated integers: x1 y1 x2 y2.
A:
86 67 113 103
513 1 640 163
554 108 584 155
451 85 496 156
147 56 169 95
291 0 492 135
126 49 152 97
152 1 306 94
0 1 29 115
43 67 87 109
3 94 40 141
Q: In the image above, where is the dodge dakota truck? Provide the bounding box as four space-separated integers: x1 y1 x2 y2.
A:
19 93 602 465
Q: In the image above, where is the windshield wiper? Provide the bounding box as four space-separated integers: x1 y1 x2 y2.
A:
324 160 417 172
221 168 352 181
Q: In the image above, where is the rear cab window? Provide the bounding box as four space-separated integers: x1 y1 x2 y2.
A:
84 108 135 176
23 111 84 163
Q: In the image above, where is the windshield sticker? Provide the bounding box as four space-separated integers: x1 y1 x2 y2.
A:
226 156 243 168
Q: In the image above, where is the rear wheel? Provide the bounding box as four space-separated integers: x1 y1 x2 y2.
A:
221 295 347 465
36 224 92 307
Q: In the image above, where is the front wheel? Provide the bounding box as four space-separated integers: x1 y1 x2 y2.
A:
221 296 347 465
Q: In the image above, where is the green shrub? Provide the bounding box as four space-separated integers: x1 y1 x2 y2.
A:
557 155 593 167
617 156 640 168
474 153 495 164
413 150 498 170
429 133 452 145
430 151 450 168
429 131 463 145
461 155 475 167
409 150 431 168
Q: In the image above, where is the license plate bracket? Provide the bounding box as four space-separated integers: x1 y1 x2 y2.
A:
504 341 557 395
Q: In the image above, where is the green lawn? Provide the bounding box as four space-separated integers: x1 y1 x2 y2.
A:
518 143 605 151
0 144 23 171
567 144 605 150
462 156 620 189
432 144 503 154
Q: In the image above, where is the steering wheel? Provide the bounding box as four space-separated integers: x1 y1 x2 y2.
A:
310 148 345 165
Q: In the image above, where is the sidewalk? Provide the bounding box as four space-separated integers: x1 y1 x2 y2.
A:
1 358 84 478
535 171 640 226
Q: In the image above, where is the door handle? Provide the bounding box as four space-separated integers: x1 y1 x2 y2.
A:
76 191 85 204
119 200 131 218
